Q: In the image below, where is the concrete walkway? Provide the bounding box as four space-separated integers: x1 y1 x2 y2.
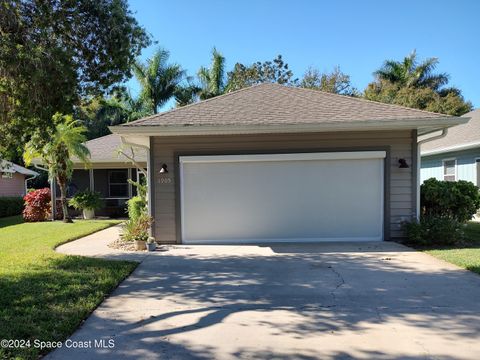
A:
56 224 149 262
49 232 480 360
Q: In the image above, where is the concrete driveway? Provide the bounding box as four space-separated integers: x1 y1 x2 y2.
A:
49 240 480 360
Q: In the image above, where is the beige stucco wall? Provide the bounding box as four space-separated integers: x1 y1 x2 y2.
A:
0 173 26 197
151 130 415 244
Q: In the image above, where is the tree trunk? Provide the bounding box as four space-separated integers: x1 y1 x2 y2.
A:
57 176 72 223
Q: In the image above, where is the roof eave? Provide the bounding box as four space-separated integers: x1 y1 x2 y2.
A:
110 116 467 137
421 140 480 156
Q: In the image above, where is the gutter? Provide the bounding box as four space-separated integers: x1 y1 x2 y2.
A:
109 116 467 137
418 128 449 146
415 128 449 220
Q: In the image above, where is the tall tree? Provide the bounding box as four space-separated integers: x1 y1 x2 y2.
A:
78 90 150 140
23 114 90 223
0 0 150 160
300 66 358 96
373 50 449 91
132 48 186 113
174 77 201 107
197 48 226 100
365 51 472 116
226 55 297 92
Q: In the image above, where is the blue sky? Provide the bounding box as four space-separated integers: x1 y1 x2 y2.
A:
127 0 479 109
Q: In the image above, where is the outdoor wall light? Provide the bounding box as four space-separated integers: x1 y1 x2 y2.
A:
159 164 169 173
398 159 409 168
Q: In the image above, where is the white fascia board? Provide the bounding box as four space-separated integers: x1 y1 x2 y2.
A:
180 151 386 164
110 117 467 137
120 135 150 149
421 141 480 156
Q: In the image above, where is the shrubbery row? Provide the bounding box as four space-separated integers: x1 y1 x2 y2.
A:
0 197 24 218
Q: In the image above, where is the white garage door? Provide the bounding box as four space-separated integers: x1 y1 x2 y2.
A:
180 151 385 244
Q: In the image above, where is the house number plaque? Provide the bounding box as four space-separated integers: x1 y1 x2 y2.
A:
159 177 172 184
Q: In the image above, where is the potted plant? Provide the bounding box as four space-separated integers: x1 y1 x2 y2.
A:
69 190 103 219
121 213 153 251
134 232 149 251
147 236 157 251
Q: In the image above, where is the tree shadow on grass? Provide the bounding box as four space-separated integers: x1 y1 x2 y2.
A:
0 215 24 228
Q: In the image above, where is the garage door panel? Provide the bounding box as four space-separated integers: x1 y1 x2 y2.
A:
180 152 384 243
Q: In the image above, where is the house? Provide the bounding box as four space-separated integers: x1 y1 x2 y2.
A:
66 134 147 217
0 160 38 197
110 83 467 244
421 109 479 184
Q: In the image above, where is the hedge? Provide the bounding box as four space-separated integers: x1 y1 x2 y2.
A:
0 197 24 218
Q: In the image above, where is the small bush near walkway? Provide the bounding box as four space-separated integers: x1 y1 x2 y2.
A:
127 195 146 220
0 197 24 218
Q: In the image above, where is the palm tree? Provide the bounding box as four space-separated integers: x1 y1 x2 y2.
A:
197 47 226 100
374 50 449 91
174 77 201 107
132 48 186 114
24 113 90 223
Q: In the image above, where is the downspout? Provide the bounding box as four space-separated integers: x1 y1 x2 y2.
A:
24 173 38 195
33 163 56 221
415 128 449 220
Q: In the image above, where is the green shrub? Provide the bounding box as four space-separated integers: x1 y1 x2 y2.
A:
68 190 103 210
121 213 152 242
0 197 24 218
421 178 480 223
127 195 146 220
403 216 465 246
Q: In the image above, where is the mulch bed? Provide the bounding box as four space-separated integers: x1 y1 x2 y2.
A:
108 238 138 251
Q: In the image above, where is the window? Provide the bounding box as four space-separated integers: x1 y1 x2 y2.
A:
443 159 456 182
108 170 128 197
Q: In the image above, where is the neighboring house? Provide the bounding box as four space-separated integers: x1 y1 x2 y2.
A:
0 160 38 197
421 109 479 184
66 134 147 217
110 83 466 244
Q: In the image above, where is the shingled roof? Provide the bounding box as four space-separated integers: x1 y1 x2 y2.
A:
72 134 147 164
121 83 451 128
421 109 480 155
0 160 38 176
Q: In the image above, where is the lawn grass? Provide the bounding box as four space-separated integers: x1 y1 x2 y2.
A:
0 216 137 360
422 221 480 275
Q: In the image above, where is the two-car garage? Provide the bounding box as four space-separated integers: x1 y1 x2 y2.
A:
179 151 386 244
112 83 462 244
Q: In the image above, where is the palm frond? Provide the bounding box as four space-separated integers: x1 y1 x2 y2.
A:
211 47 225 94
